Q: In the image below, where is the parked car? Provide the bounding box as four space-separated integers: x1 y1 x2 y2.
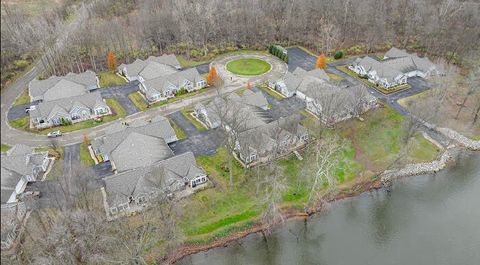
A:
25 106 36 113
47 130 62 138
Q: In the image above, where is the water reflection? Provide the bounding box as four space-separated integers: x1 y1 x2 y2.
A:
177 152 480 265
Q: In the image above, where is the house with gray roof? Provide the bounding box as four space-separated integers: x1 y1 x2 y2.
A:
297 78 376 124
117 54 181 81
28 70 98 102
270 67 330 97
235 114 309 165
29 91 110 129
140 68 206 102
90 117 177 173
101 152 207 219
194 90 270 130
1 145 50 205
349 47 439 89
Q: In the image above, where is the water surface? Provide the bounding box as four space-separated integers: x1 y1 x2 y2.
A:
178 152 480 265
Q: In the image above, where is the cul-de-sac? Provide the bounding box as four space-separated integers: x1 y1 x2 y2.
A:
1 1 479 264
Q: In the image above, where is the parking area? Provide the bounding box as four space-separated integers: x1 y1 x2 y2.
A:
195 63 210 75
7 100 41 121
100 81 140 115
168 111 201 137
286 47 316 72
169 129 223 156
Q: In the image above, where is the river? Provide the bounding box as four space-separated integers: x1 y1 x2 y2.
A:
177 152 480 265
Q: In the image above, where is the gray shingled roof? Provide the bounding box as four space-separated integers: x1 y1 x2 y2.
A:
239 90 269 108
118 54 181 80
103 152 204 205
29 70 97 102
1 146 48 204
142 68 203 96
384 47 411 58
91 117 177 172
29 91 107 121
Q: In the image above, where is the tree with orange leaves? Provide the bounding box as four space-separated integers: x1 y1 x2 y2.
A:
316 53 327 69
207 65 220 86
106 51 117 71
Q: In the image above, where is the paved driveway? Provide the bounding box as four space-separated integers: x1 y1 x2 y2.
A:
100 81 140 115
168 111 200 137
63 143 80 178
286 47 316 72
169 129 223 156
195 63 210 75
7 100 42 121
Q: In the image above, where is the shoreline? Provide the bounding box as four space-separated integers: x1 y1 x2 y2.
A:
159 143 478 265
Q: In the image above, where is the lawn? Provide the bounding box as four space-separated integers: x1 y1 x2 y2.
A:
327 73 344 81
226 58 271 76
45 147 64 180
257 84 285 100
180 108 207 131
9 116 30 130
337 106 439 171
336 65 411 94
168 119 187 140
1 144 11 152
98 71 127 87
150 87 210 109
38 98 126 134
128 91 148 111
79 142 95 167
177 49 270 68
13 89 31 106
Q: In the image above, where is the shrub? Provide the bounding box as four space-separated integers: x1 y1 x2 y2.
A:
14 59 29 69
176 88 187 96
334 51 344 59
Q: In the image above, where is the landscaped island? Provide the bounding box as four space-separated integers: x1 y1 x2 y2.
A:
226 58 272 76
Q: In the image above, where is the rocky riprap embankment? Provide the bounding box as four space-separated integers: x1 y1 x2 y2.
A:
437 127 480 151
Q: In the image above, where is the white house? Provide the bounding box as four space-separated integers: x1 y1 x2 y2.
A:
29 92 111 129
349 47 439 89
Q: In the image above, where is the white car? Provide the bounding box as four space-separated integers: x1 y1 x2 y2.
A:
25 105 36 113
47 130 62 138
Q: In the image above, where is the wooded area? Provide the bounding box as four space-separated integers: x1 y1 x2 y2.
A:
2 0 479 81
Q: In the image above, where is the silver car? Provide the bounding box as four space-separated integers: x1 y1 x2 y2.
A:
47 130 62 138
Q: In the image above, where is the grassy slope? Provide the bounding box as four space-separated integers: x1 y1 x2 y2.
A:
128 91 148 111
98 72 127 87
13 89 31 106
1 144 12 152
79 142 95 166
168 119 187 140
180 108 207 131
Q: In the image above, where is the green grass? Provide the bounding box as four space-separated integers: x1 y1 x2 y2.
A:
38 98 126 134
150 87 209 109
46 147 64 181
1 144 11 152
180 108 207 131
128 91 148 111
13 89 31 106
98 71 127 87
336 65 411 94
168 119 187 140
406 134 440 162
226 58 271 76
257 84 285 100
9 116 30 130
79 143 95 167
177 49 270 68
327 73 344 81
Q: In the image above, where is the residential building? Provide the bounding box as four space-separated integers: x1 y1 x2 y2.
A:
28 70 98 102
236 114 309 165
91 117 178 173
349 47 439 88
270 67 330 97
29 91 111 129
140 68 206 102
1 145 50 204
117 54 182 81
101 152 207 219
194 90 270 130
299 81 376 124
